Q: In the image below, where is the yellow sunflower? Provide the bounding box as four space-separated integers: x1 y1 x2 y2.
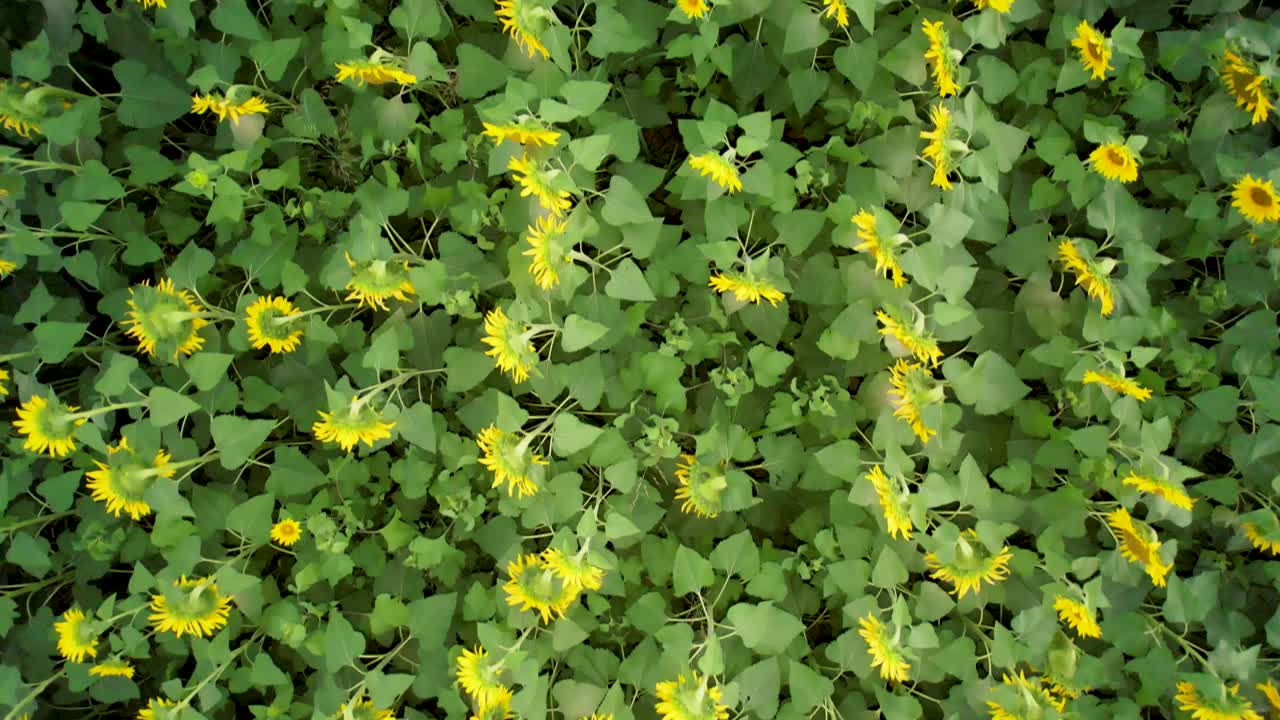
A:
1052 595 1101 639
1121 472 1195 511
312 403 396 453
481 308 538 383
1176 680 1263 720
136 0 167 8
13 395 85 457
852 210 907 288
1072 20 1113 80
1106 508 1173 587
482 118 561 147
86 436 175 520
138 698 177 720
988 671 1066 720
654 671 730 720
508 154 572 215
920 104 954 190
677 0 710 20
821 0 848 27
857 614 911 683
1232 175 1280 225
334 698 395 720
89 660 136 678
0 367 8 395
1243 518 1280 555
0 81 42 138
688 151 743 193
503 553 580 623
887 359 942 444
925 529 1014 598
539 547 605 591
471 685 514 720
54 608 99 663
123 278 208 361
1057 239 1115 316
974 0 1013 12
334 60 417 86
1087 142 1139 183
1256 681 1280 714
495 0 552 59
876 309 942 366
344 253 416 310
1221 51 1273 125
922 19 959 97
865 465 913 540
0 259 17 277
456 646 509 708
523 215 573 290
1081 369 1151 401
149 576 233 638
674 454 727 519
245 296 304 354
270 518 303 547
476 425 546 497
190 93 269 125
707 269 785 306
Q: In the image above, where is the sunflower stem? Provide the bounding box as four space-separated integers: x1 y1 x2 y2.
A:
2 670 63 720
272 303 361 325
65 400 148 421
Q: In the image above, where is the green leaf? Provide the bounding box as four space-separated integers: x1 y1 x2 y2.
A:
34 322 86 364
445 347 494 392
945 351 1031 416
601 177 653 225
552 413 603 456
561 80 611 116
148 387 201 427
673 545 715 596
604 259 655 302
397 403 437 452
211 415 276 469
59 202 105 232
562 315 610 352
871 546 909 588
209 0 268 40
226 493 275 542
390 0 444 39
322 612 366 673
184 353 233 392
112 60 191 129
788 661 835 714
727 602 806 655
747 346 792 388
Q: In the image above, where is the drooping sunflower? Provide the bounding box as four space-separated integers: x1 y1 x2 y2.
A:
920 104 954 190
820 0 848 27
925 529 1014 598
344 253 417 310
245 296 304 354
86 436 175 520
148 576 233 639
708 269 785 306
1121 472 1195 511
973 0 1013 12
270 518 303 547
138 698 177 720
334 60 417 86
865 465 913 540
89 660 136 678
54 608 99 663
852 210 907 288
503 553 580 623
0 80 42 138
333 697 395 720
1081 369 1151 401
677 0 710 20
987 671 1067 720
476 425 546 497
1057 239 1115 316
1087 142 1139 183
688 152 743 193
857 614 911 683
921 19 959 97
471 685 514 720
1221 51 1273 125
1072 20 1113 80
1242 515 1280 555
312 402 397 453
674 454 727 519
481 308 539 383
508 154 572 215
1232 175 1280 225
887 359 943 444
654 671 730 720
482 117 561 147
1175 680 1263 720
876 309 942 366
1052 595 1102 639
1106 508 1173 587
190 93 269 125
540 548 605 592
123 279 208 361
495 0 552 59
13 395 85 457
456 646 509 708
523 215 573 290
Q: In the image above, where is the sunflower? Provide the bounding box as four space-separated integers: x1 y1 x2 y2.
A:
688 151 743 193
708 270 785 306
123 279 208 361
482 118 561 147
1052 595 1101 639
136 0 167 7
471 685 514 720
508 154 572 215
481 308 538 383
1122 472 1195 511
476 425 546 497
540 548 605 591
1257 681 1280 714
245 296 304 354
0 81 42 138
920 104 954 190
857 614 911 683
334 698 395 720
887 359 942 444
987 671 1066 720
820 0 848 27
334 60 417 86
865 465 913 540
270 518 303 547
852 210 907 288
89 660 136 678
0 367 8 395
1243 519 1280 555
1072 20 1113 80
138 698 177 720
1221 51 1273 125
1057 239 1115 316
677 0 710 20
1176 680 1263 720
876 309 942 366
922 20 959 97
503 553 580 623
86 436 175 520
14 395 85 457
0 258 17 276
674 454 727 519
495 0 552 59
54 608 99 663
1232 175 1280 225
149 576 233 638
456 646 509 708
655 671 730 720
925 529 1014 598
312 403 397 453
344 253 417 310
523 215 573 290
1087 142 1139 183
1081 369 1151 401
1106 508 1173 587
973 0 1013 11
190 93 269 125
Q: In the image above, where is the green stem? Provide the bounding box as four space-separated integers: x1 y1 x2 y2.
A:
0 511 75 535
65 400 148 421
2 671 63 720
174 632 261 711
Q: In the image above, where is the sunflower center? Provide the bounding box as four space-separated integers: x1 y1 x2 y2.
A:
1086 41 1104 64
171 582 220 619
1250 187 1274 208
1105 147 1127 166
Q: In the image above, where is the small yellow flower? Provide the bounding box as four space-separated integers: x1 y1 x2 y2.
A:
973 0 1013 12
852 210 907 288
1106 508 1173 587
508 154 572 216
988 671 1066 720
89 660 136 678
677 0 710 19
55 608 99 663
1087 142 1139 183
148 576 233 639
688 152 743 193
481 308 538 383
334 698 395 720
344 253 417 311
483 119 561 147
1232 175 1280 225
1243 519 1280 555
922 20 959 97
540 548 605 592
86 436 175 520
865 466 913 540
524 215 573 290
1176 680 1263 720
655 671 730 720
334 60 417 86
245 296 304 354
920 104 954 190
1072 20 1113 80
270 518 303 547
476 425 545 497
857 614 911 682
1221 51 1273 125
190 93 269 125
876 310 942 366
887 359 940 444
13 395 85 458
456 646 509 709
138 698 176 720
821 0 848 28
1052 595 1101 639
1081 369 1150 401
708 270 785 306
495 0 551 59
674 454 727 519
0 258 17 276
123 278 208 361
503 553 580 623
925 529 1014 598
312 403 397 453
1122 472 1195 511
1057 239 1115 316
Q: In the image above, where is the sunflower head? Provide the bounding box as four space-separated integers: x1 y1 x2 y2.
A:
851 209 907 288
674 454 727 518
190 92 269 125
476 425 546 497
886 358 943 444
88 659 135 678
14 395 86 457
54 607 100 663
0 80 45 138
312 395 397 453
471 685 514 720
123 279 208 361
86 436 175 520
1175 679 1262 720
921 19 960 97
344 253 417 310
503 553 580 623
688 151 743 193
654 671 730 720
507 154 573 215
1056 239 1115 316
924 529 1014 598
523 215 574 290
987 671 1067 720
334 697 396 720
334 59 417 86
495 0 555 59
857 613 911 682
1241 511 1280 555
1087 142 1139 183
919 103 955 190
876 308 942 366
865 465 913 540
1233 175 1280 225
1221 50 1273 125
1071 20 1113 80
707 256 785 306
539 547 605 592
245 296 304 354
270 518 303 547
482 116 561 147
1106 508 1172 586
481 308 539 383
1052 594 1101 639
138 698 178 720
677 0 710 20
456 645 510 707
148 576 233 639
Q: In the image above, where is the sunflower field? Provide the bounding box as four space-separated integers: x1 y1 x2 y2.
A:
3 0 1280 718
